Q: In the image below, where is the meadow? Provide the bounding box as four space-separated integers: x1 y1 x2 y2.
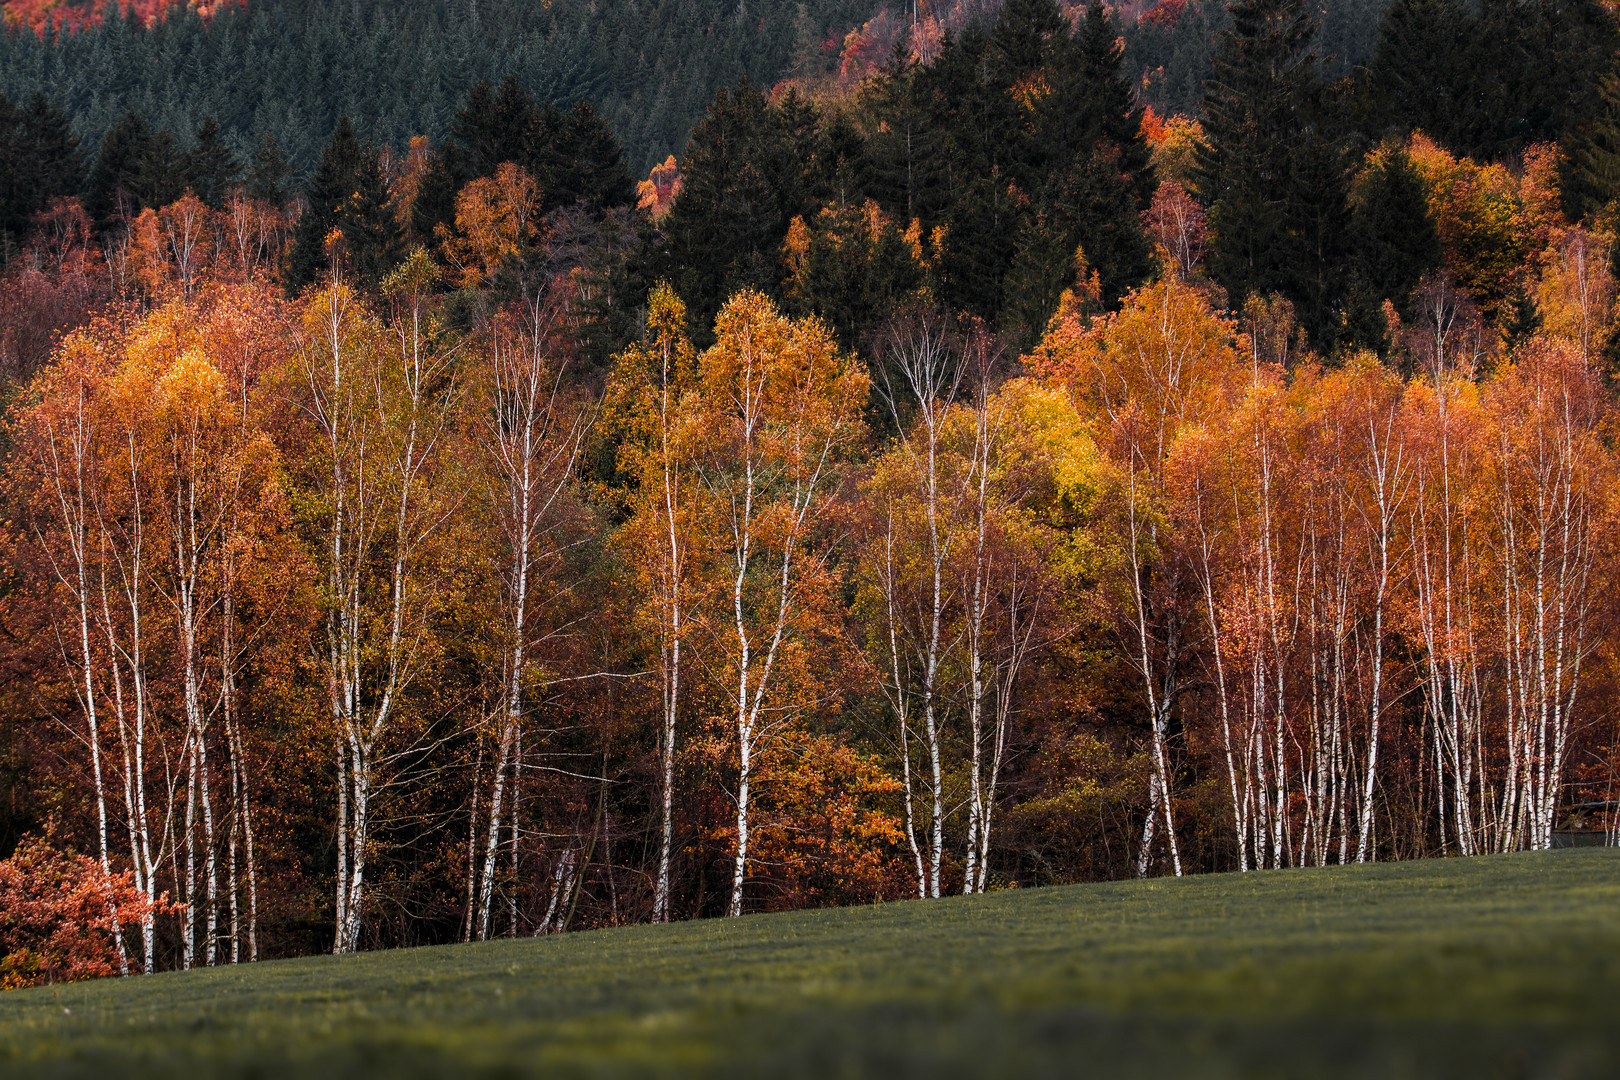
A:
1 849 1616 1078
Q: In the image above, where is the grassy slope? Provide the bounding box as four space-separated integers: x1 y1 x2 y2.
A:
2 850 1617 1078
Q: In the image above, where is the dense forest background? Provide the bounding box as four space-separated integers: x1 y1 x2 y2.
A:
0 0 1448 179
0 0 886 178
4 0 1620 987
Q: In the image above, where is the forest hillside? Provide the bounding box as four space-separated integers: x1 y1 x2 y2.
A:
0 0 886 176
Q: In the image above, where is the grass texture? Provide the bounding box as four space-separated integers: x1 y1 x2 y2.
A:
2 849 1617 1077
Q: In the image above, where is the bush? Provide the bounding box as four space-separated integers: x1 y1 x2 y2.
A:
0 837 157 989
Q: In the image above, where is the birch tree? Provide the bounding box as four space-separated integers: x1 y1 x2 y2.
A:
866 309 964 899
298 252 459 953
1039 274 1242 876
690 291 867 917
608 282 697 923
473 290 591 940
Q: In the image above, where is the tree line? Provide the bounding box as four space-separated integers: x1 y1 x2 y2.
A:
2 0 1620 985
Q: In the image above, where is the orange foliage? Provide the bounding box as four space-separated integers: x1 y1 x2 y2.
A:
636 155 682 222
1145 180 1207 281
1145 112 1205 188
1536 227 1618 363
1404 134 1572 323
1035 273 1243 471
0 837 167 988
437 163 542 289
1141 0 1187 28
837 6 906 84
746 735 906 908
389 135 434 235
2 0 237 34
1140 104 1167 145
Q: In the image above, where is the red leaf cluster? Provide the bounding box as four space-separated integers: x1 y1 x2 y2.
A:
1 0 238 35
0 838 165 989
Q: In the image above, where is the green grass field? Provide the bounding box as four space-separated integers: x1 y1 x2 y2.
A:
2 850 1617 1078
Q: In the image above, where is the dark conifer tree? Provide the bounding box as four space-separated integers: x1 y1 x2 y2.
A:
1566 75 1620 222
1003 4 1156 343
1059 143 1156 301
818 113 871 210
410 150 460 245
86 111 159 228
544 101 637 212
185 116 242 208
1349 141 1441 318
1197 0 1350 344
1047 3 1156 211
862 49 946 224
0 93 84 248
0 94 15 251
1365 0 1469 147
1369 0 1619 163
918 24 1024 321
991 0 1065 79
448 78 537 182
248 133 293 208
288 117 373 292
137 128 187 209
1285 94 1354 347
1003 205 1084 348
84 116 187 221
656 82 823 333
524 101 570 206
335 146 403 289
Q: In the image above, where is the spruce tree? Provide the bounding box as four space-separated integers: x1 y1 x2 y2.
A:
1284 93 1354 347
86 112 159 228
137 128 187 209
185 116 242 208
819 113 871 210
410 150 460 246
545 101 636 212
448 78 537 182
861 49 946 225
1197 0 1350 345
1003 206 1083 349
1567 74 1620 222
1041 3 1155 210
1349 141 1441 318
287 116 366 292
1002 3 1155 341
248 133 293 208
991 0 1065 78
1366 0 1468 147
1370 0 1618 163
0 93 84 247
335 145 403 289
0 94 15 250
656 82 820 333
920 24 1024 321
